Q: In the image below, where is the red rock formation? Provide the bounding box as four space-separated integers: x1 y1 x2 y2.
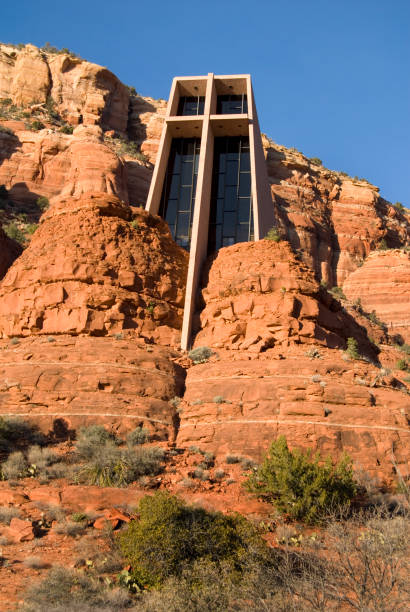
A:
0 193 188 341
0 335 182 441
194 240 378 356
177 240 410 482
343 249 410 343
177 348 409 483
264 138 409 286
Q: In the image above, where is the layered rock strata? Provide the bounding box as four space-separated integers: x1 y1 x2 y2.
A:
343 249 410 343
0 335 182 440
177 348 409 482
0 193 188 342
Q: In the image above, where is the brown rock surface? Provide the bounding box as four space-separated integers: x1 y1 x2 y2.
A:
178 348 409 483
178 240 410 482
194 240 378 356
0 335 183 440
343 249 410 343
264 138 409 285
0 192 188 340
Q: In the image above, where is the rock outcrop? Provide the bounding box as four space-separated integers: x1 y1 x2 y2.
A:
194 240 378 357
176 240 410 482
343 249 410 343
265 139 409 287
0 193 188 342
0 335 183 441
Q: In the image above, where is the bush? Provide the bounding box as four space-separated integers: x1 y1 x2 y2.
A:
75 425 118 459
59 124 74 134
36 196 49 211
25 223 38 235
1 451 28 479
0 506 21 524
346 337 360 360
396 358 409 371
394 202 405 212
77 444 164 487
30 120 45 131
3 222 26 244
188 346 213 364
126 426 149 446
330 286 346 300
27 445 59 477
245 436 357 524
119 491 265 588
378 238 388 250
309 157 322 165
264 227 282 242
20 566 131 611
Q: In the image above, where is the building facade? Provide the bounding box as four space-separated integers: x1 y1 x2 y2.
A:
146 73 273 350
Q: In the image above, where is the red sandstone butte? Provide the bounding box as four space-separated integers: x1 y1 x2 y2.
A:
0 192 188 341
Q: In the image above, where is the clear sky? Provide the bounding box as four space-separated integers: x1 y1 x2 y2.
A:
2 0 409 206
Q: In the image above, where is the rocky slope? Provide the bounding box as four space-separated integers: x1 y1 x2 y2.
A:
343 249 410 343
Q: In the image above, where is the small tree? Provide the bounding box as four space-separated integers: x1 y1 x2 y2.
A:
346 337 360 360
265 227 282 242
245 436 356 524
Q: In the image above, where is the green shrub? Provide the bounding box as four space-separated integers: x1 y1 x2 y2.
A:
59 124 74 134
245 436 356 524
30 120 45 131
309 157 322 165
396 358 409 372
378 238 388 250
36 196 49 211
394 202 405 212
77 444 164 487
27 445 60 477
264 227 282 242
25 223 38 235
346 337 360 360
188 346 213 364
20 566 131 611
3 222 26 244
126 426 149 445
226 455 240 464
397 343 410 355
119 491 265 587
75 425 118 459
330 286 346 300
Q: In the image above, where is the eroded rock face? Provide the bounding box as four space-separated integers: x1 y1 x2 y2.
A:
343 249 410 343
0 193 188 342
0 44 129 132
264 138 409 286
194 240 378 357
177 348 409 482
0 335 182 441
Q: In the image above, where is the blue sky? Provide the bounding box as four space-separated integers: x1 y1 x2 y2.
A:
3 0 409 206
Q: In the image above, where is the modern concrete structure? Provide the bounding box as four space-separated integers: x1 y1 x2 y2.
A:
146 73 273 350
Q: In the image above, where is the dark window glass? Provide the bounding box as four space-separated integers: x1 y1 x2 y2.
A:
239 172 251 197
177 96 205 116
216 94 248 114
159 137 201 251
225 160 238 186
208 136 253 254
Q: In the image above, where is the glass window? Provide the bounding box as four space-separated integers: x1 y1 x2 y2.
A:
208 136 253 254
216 94 248 114
159 137 200 251
177 96 205 116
